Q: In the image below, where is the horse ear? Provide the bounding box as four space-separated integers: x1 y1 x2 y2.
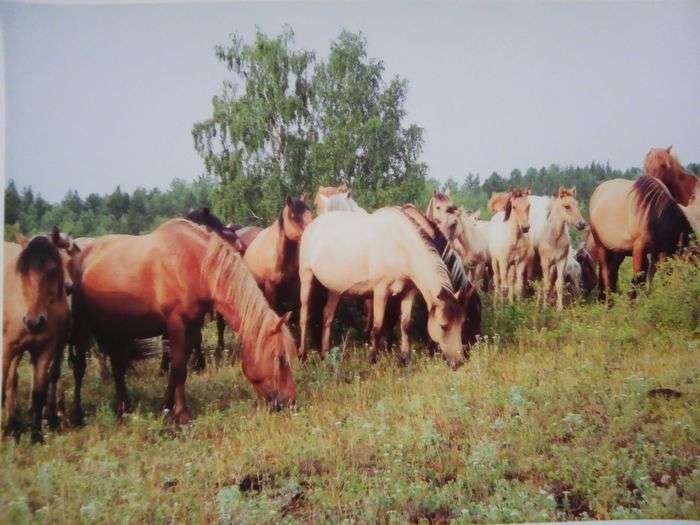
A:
456 284 476 305
472 209 481 220
345 190 352 199
444 187 451 197
51 226 61 246
570 187 576 197
272 311 292 333
15 232 28 248
504 198 512 221
667 145 673 153
300 193 308 203
203 207 210 216
285 195 292 207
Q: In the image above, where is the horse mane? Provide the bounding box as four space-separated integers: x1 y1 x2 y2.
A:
185 208 240 244
16 236 62 275
201 234 294 365
398 205 471 295
644 147 697 205
632 176 691 253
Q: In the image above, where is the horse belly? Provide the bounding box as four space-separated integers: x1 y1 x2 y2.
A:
590 181 636 252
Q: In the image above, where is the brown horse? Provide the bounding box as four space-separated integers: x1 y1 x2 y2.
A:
70 219 296 424
590 147 699 298
3 230 71 443
243 196 312 308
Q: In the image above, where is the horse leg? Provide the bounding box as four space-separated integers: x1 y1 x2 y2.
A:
215 313 226 366
2 348 22 441
555 257 567 311
29 346 54 443
190 326 205 372
46 343 65 430
159 344 170 376
514 261 527 302
163 318 191 424
69 338 88 426
107 344 132 418
298 268 313 360
491 259 501 305
320 292 341 358
398 288 417 366
364 297 374 340
370 285 389 364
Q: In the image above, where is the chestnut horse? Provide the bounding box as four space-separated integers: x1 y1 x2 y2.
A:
299 206 472 369
70 219 296 424
590 148 699 298
243 196 312 309
3 230 71 443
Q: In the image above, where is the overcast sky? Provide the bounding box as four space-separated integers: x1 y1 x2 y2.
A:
1 1 699 202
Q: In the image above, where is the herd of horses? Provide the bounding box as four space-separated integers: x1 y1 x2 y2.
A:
3 146 699 443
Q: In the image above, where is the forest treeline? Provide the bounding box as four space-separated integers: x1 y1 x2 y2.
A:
4 27 699 239
8 160 699 240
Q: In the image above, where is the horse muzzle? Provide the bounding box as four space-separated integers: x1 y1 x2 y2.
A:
24 315 47 334
267 393 293 412
520 225 530 234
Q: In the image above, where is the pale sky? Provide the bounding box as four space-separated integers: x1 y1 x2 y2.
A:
1 1 699 202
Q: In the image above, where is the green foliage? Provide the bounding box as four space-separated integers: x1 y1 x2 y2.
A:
3 177 218 240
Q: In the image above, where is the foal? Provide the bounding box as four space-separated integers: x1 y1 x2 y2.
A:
488 189 532 304
3 230 71 443
535 187 587 310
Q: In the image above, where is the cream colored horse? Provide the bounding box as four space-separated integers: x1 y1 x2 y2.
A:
298 207 471 369
530 187 587 310
487 189 532 304
243 196 312 307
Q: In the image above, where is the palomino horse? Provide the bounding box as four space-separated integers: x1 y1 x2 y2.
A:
70 219 296 424
590 147 699 298
298 206 471 369
3 229 71 443
487 189 532 304
243 196 312 309
529 187 587 310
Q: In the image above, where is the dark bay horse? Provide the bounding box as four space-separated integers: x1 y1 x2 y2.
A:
3 230 71 443
70 219 297 424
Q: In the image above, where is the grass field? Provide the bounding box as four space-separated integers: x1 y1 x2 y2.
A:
2 259 699 523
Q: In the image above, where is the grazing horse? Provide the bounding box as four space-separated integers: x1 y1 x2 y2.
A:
3 230 70 443
243 196 312 309
298 206 471 369
487 189 532 304
530 187 587 309
590 147 699 298
70 219 297 424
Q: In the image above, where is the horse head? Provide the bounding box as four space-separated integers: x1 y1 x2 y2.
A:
503 189 531 234
426 190 458 228
644 146 698 207
280 195 312 241
243 311 296 410
554 186 587 231
427 287 472 370
15 230 66 334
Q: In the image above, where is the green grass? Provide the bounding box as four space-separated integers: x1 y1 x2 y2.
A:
2 258 699 523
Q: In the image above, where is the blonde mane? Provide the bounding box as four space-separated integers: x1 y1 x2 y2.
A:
200 232 295 365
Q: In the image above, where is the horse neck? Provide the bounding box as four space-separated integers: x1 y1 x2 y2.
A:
273 221 298 274
204 241 272 355
543 204 568 245
400 224 449 306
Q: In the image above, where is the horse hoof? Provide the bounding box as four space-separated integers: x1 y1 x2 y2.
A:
30 431 45 445
398 355 410 367
174 411 191 426
369 352 379 364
